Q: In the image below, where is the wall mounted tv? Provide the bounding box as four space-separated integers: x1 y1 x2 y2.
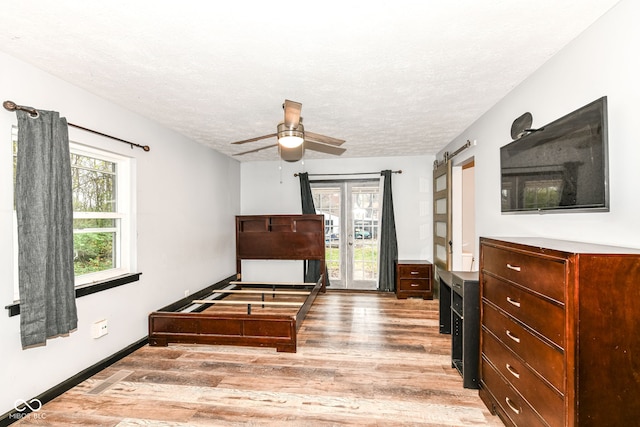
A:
500 96 609 214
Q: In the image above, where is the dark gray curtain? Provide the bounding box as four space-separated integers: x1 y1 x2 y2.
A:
298 172 328 286
378 170 398 292
16 109 77 348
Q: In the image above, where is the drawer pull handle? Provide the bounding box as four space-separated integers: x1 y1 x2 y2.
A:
505 397 521 414
506 363 520 379
506 330 521 343
506 297 521 308
410 283 420 287
410 271 420 275
506 263 521 272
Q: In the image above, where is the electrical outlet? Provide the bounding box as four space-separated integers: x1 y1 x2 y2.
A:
184 289 190 297
91 319 108 339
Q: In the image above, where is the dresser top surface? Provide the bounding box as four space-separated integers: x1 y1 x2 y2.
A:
396 260 432 265
482 237 640 255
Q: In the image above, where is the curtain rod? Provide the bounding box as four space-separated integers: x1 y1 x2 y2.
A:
3 100 150 152
294 170 402 177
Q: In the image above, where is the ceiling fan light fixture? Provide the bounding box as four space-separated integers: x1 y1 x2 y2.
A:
277 122 304 148
279 143 304 162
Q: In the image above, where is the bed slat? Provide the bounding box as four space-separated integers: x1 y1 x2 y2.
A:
191 300 304 306
229 281 316 286
212 289 311 295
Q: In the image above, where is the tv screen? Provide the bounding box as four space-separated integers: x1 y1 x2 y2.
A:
500 97 609 213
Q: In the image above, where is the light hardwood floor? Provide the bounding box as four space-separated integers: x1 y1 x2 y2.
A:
16 292 503 426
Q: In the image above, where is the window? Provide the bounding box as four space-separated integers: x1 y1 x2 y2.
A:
69 144 134 285
12 126 136 300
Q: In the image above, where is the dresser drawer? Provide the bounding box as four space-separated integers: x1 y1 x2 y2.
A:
483 276 565 349
397 264 431 278
482 244 566 302
398 278 430 292
483 329 565 425
483 302 564 392
481 359 547 427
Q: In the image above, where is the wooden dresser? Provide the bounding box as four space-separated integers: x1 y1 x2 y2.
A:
395 260 433 299
479 237 640 427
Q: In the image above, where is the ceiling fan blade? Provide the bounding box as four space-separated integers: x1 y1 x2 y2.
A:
304 140 346 156
283 100 302 128
231 133 277 145
304 131 345 146
233 143 278 156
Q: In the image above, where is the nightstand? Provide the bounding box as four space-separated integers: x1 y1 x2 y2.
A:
395 260 433 299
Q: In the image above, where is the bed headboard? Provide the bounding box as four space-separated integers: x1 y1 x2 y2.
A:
235 214 326 289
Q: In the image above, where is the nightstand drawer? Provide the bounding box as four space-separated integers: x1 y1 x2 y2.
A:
398 278 430 292
397 264 431 278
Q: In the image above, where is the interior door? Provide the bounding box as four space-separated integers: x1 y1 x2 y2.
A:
433 159 452 280
312 180 380 290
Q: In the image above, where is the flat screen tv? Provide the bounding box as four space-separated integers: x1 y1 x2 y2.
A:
500 96 609 213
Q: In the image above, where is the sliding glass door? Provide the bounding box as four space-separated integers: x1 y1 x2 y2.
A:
312 180 380 290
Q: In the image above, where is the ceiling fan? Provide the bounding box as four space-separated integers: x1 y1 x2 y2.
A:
231 100 346 162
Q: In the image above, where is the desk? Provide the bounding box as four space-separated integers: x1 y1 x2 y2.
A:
451 271 479 389
438 269 453 334
438 269 480 389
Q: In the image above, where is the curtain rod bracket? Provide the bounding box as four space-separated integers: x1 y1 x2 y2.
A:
3 100 38 117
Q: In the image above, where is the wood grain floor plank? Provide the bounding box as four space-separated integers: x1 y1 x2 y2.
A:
14 292 502 426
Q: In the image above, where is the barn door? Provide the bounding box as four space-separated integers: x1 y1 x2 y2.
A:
433 159 452 276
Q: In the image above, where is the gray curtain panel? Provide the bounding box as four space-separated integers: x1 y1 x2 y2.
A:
378 170 398 292
298 172 327 285
16 109 77 348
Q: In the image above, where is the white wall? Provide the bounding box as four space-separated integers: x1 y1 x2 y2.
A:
240 155 434 279
0 52 240 415
438 0 640 253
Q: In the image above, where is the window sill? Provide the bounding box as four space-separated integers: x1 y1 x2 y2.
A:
5 272 142 317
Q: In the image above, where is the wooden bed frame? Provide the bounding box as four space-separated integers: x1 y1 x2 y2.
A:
148 214 326 352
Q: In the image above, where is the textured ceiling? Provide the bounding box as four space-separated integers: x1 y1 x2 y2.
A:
0 1 620 162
